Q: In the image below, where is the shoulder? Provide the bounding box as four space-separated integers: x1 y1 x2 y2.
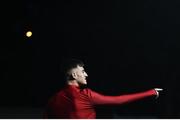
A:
81 88 97 96
82 88 92 93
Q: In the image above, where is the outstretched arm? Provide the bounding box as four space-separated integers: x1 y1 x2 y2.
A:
88 88 162 105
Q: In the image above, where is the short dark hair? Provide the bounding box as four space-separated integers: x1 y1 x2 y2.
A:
60 58 84 80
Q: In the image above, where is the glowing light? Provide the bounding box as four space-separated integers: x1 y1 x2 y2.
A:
26 31 32 37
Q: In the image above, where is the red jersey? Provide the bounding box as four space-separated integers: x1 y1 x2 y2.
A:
44 85 157 118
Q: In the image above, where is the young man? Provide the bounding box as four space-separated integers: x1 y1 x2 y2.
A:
44 59 163 118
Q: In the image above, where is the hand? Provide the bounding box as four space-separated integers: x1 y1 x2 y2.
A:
154 88 163 99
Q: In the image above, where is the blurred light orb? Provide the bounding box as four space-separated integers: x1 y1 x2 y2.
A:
26 31 32 37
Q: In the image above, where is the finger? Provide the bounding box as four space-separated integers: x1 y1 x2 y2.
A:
155 88 163 91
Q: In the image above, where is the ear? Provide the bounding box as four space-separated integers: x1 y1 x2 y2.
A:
71 72 77 79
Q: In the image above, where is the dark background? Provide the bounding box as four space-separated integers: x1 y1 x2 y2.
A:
1 0 180 118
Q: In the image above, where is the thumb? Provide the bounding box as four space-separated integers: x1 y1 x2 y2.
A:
154 88 163 91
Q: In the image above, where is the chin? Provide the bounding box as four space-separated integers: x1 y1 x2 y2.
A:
83 80 87 84
82 81 87 85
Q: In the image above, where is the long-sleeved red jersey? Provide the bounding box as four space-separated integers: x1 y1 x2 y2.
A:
44 85 157 118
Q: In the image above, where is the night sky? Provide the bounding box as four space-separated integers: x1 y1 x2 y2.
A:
1 0 180 118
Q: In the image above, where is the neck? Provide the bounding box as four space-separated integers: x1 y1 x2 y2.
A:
67 80 79 87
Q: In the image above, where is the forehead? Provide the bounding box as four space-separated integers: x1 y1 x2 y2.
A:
76 65 84 70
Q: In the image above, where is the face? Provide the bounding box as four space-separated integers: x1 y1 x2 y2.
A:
71 65 88 85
